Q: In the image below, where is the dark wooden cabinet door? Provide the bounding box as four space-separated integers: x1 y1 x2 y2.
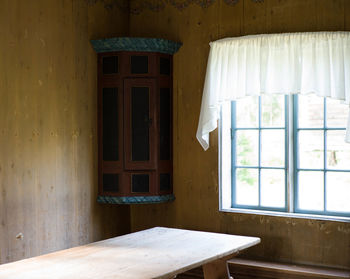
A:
124 78 157 170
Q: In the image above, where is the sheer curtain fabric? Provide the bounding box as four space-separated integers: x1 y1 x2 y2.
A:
197 32 350 150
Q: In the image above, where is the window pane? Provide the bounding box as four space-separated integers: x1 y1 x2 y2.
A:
236 168 259 206
260 169 285 208
326 98 348 128
236 96 258 127
261 95 284 127
236 130 258 166
326 172 350 213
261 130 285 167
298 95 324 128
298 130 324 169
298 171 324 211
327 130 350 170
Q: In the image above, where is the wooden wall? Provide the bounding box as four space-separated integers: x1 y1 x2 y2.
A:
1 0 349 270
0 0 130 264
128 0 350 269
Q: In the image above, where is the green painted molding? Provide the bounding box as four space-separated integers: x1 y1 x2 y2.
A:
91 37 182 54
97 194 176 204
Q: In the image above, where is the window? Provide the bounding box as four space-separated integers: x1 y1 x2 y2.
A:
231 95 287 211
220 94 350 219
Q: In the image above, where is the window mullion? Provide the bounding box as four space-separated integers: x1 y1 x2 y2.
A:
323 97 327 213
258 97 262 207
293 95 299 214
288 95 296 213
231 101 236 208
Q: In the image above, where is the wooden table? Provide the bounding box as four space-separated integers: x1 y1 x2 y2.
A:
0 227 260 279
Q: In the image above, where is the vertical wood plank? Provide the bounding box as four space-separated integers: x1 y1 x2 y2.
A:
0 0 131 265
315 0 344 31
344 0 350 31
218 0 243 38
242 0 267 35
266 0 317 33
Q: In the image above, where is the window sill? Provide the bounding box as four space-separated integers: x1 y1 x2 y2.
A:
219 207 350 223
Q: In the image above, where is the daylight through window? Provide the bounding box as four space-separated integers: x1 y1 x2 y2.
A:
221 94 350 218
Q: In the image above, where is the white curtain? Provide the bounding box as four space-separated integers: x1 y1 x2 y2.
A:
196 32 350 150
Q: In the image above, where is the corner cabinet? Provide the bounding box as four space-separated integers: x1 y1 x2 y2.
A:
91 37 182 204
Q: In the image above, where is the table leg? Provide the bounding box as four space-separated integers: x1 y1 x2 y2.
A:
202 255 234 279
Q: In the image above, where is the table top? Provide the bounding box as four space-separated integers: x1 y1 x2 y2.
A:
0 227 260 279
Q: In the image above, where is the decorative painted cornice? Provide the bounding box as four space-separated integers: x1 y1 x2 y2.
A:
86 0 263 14
130 0 264 14
224 0 264 6
91 37 182 54
97 194 176 204
86 0 129 12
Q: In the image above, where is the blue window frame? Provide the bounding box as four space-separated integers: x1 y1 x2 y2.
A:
294 95 350 217
230 94 350 218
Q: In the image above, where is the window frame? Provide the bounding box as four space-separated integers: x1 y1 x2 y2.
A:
293 95 350 218
231 96 289 212
219 94 350 222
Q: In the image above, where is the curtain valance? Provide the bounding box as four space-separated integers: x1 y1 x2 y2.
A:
196 32 350 150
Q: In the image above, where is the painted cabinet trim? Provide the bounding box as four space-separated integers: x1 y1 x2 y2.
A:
91 37 182 54
97 194 176 204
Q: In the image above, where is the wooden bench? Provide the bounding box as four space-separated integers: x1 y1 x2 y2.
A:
228 258 350 279
178 258 350 279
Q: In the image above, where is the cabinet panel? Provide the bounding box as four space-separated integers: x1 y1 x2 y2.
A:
159 57 170 75
122 171 157 196
131 55 148 74
102 88 119 161
103 173 120 193
159 173 171 192
131 86 150 161
159 88 171 160
103 56 118 74
124 78 157 170
132 174 150 193
125 52 157 77
99 84 123 171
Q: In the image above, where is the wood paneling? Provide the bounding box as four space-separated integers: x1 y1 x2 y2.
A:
129 0 350 269
2 0 350 269
0 0 130 264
